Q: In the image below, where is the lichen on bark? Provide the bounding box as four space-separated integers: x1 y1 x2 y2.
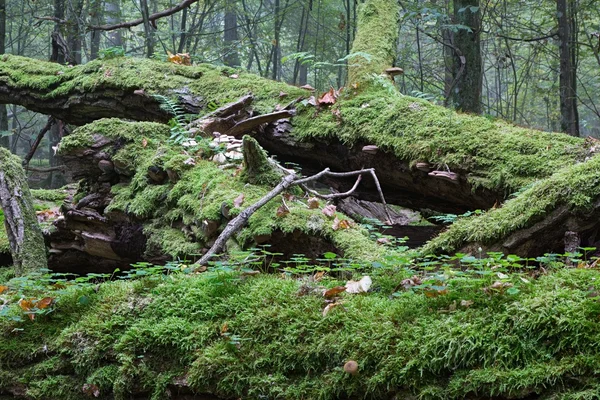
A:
0 148 47 275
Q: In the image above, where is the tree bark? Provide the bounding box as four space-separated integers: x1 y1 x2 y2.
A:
105 0 123 48
0 0 8 149
449 0 482 114
557 0 579 136
223 0 239 67
0 148 47 275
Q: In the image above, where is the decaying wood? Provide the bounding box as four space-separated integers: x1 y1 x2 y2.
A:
196 166 392 266
0 148 47 275
225 110 294 137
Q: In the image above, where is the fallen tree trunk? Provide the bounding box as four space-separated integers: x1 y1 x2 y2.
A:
0 148 47 275
0 0 598 260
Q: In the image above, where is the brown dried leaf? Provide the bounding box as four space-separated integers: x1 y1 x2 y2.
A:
220 322 229 335
276 204 290 217
332 218 351 231
233 193 245 208
307 197 320 209
307 96 318 106
36 297 54 310
322 204 336 218
322 302 343 316
18 299 34 312
323 286 347 298
313 271 325 281
460 299 474 308
0 285 8 294
167 51 192 65
318 87 337 105
82 383 100 398
142 138 148 148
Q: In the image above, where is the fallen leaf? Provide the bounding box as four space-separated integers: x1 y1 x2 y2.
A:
279 91 288 98
142 138 148 148
322 204 336 218
307 96 318 106
229 74 239 79
220 322 229 335
401 275 422 289
496 272 509 279
276 204 290 217
233 193 245 208
318 87 337 105
314 271 325 281
82 383 100 397
167 51 191 65
332 218 351 231
18 299 34 312
307 197 320 209
460 299 474 307
323 286 347 298
0 285 8 294
323 302 343 316
36 297 54 309
345 276 372 294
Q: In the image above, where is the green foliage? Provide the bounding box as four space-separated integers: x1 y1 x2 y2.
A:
1 251 600 399
98 46 126 60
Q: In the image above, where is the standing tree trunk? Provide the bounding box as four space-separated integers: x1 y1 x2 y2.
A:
557 0 579 136
105 0 123 47
140 0 155 57
272 0 281 80
89 0 103 60
0 148 47 275
449 0 482 114
223 0 240 67
0 0 8 149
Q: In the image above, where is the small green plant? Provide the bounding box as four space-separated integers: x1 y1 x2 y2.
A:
98 46 125 60
429 209 483 224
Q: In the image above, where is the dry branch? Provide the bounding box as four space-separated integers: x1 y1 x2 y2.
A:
195 167 391 266
89 0 200 31
225 110 294 137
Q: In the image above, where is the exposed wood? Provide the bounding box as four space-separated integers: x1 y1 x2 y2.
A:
225 110 294 137
0 148 47 275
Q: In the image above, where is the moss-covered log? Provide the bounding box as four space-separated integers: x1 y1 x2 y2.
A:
0 0 599 258
0 148 47 275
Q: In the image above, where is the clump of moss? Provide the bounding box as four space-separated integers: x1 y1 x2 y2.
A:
423 154 600 254
1 267 600 399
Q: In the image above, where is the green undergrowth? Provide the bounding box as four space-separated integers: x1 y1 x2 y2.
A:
423 153 600 254
0 256 599 400
65 119 388 262
292 86 586 193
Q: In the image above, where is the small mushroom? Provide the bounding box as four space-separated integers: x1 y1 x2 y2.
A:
362 145 379 155
384 67 404 79
415 162 432 172
344 360 359 376
428 170 459 184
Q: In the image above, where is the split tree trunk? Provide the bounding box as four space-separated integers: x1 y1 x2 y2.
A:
0 148 47 275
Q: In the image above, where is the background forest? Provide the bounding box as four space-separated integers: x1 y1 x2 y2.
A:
1 0 599 185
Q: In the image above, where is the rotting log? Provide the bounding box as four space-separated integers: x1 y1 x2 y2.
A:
0 148 47 275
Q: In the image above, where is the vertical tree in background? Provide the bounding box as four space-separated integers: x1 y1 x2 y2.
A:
272 0 281 80
223 0 240 67
140 0 155 57
557 0 579 136
105 0 123 48
449 0 482 114
0 0 8 149
89 0 103 60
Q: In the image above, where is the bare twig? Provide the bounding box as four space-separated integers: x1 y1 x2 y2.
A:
89 0 200 31
195 167 392 266
24 165 66 173
22 117 55 167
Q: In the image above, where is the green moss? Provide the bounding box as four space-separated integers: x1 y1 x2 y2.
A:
30 188 69 202
1 268 600 399
423 154 600 254
293 87 585 194
348 0 400 83
0 148 47 274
